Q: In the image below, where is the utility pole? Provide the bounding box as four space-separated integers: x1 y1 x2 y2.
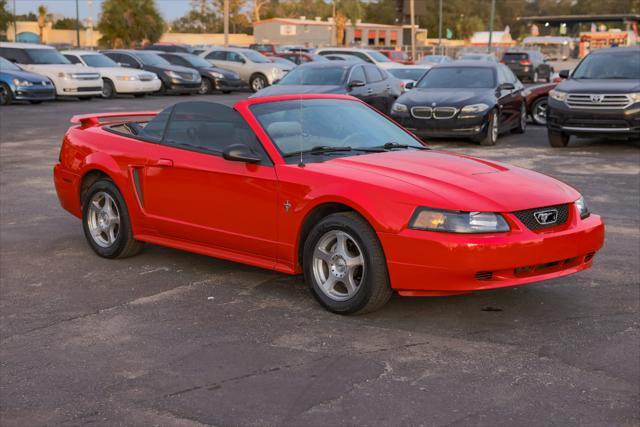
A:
487 0 495 53
223 0 229 47
12 0 17 41
438 0 442 53
75 0 80 47
409 0 415 63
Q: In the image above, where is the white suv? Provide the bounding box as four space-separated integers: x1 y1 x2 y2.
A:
62 50 161 98
0 43 102 99
315 48 399 69
199 47 291 92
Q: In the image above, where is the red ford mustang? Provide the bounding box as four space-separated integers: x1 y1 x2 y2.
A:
54 94 605 314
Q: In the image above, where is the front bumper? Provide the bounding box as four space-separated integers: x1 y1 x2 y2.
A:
114 79 162 94
391 110 489 138
52 78 103 97
378 207 605 296
12 84 56 101
547 99 640 137
165 80 201 94
215 77 247 91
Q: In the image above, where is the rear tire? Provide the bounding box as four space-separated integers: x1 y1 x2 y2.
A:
303 212 392 314
548 130 570 147
0 83 12 105
82 178 144 259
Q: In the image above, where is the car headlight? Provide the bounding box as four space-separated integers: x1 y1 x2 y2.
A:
12 79 33 87
58 72 72 79
460 103 489 114
209 71 224 79
629 92 640 102
575 196 590 219
409 208 510 233
165 70 181 79
549 89 568 102
116 75 139 81
391 102 408 113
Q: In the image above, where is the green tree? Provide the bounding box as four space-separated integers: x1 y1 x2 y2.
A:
0 0 13 36
52 17 85 30
98 0 164 48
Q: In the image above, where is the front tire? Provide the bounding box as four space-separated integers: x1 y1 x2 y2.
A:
0 83 13 105
530 96 548 126
476 109 498 146
512 102 526 134
198 77 213 95
102 78 116 99
82 179 144 259
548 130 570 147
303 212 392 314
249 74 268 93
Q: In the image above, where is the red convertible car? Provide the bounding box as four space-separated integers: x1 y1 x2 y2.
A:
54 95 605 314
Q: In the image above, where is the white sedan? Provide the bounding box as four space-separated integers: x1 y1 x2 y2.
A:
62 50 161 98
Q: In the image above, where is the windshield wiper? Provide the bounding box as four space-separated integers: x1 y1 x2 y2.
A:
283 145 386 158
374 142 429 150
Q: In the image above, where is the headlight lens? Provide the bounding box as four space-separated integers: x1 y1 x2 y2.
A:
116 75 139 81
391 102 408 113
409 208 510 233
13 79 33 86
549 89 568 102
209 71 224 79
460 103 489 115
575 196 590 219
165 70 181 79
629 92 640 102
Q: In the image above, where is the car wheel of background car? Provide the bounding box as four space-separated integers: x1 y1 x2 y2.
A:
303 212 392 314
250 74 268 92
533 71 539 83
0 83 13 105
198 78 213 95
531 97 548 126
548 130 570 148
82 178 144 259
101 78 116 99
476 109 498 146
512 103 527 134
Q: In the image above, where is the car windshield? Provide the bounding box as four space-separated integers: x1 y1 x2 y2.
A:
366 50 391 62
0 56 21 71
422 55 446 63
135 52 170 66
251 99 424 157
181 54 212 67
81 54 118 67
278 65 348 85
25 49 70 64
572 50 640 79
387 68 427 80
243 50 271 63
417 67 495 88
251 45 273 53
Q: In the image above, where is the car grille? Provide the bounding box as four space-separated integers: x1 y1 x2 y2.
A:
139 74 154 81
73 73 101 80
513 204 569 231
177 71 198 81
77 86 102 92
564 118 629 129
410 106 458 119
566 94 631 109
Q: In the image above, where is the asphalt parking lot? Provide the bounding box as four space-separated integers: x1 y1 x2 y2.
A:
1 93 639 426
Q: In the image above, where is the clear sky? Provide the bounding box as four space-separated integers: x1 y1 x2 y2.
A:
11 0 192 22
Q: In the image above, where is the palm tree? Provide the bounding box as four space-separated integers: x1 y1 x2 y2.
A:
334 0 361 46
37 4 48 42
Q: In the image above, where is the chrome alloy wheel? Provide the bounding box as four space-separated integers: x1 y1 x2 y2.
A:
533 99 547 125
491 112 499 142
86 191 120 248
312 230 365 302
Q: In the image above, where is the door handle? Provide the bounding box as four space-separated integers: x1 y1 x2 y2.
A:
154 158 173 167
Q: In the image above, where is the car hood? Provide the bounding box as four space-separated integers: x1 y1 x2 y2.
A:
21 63 100 74
0 68 51 82
199 66 239 79
93 67 153 76
557 78 640 93
398 87 494 107
252 84 346 97
316 150 578 212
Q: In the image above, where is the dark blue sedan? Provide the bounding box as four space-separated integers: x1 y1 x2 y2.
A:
0 56 56 105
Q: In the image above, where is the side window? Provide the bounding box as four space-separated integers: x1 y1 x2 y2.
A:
140 106 172 142
349 66 366 83
162 102 267 160
497 65 509 84
206 50 227 61
1 48 28 64
165 55 187 66
352 52 372 63
228 52 244 63
506 66 519 84
364 65 383 83
64 54 82 64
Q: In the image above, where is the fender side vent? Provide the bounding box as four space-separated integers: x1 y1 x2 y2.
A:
132 168 144 208
475 271 493 281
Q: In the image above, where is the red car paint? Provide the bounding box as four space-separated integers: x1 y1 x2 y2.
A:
525 82 558 115
53 94 604 296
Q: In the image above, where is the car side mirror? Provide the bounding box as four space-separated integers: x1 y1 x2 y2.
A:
500 82 515 91
222 144 261 164
348 80 365 89
405 81 414 90
559 69 570 79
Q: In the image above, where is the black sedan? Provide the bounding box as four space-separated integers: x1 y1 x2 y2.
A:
157 52 246 94
102 50 201 95
251 62 401 114
390 61 527 145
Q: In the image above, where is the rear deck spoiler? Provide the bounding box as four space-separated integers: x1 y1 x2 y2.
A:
70 111 159 128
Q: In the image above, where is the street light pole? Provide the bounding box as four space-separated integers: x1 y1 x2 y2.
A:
438 0 442 53
12 0 17 41
487 0 495 53
409 0 416 63
223 0 229 47
75 0 80 47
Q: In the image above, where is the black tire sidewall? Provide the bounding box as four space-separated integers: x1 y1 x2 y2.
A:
0 83 12 105
303 214 386 314
102 79 116 98
250 74 267 93
82 179 134 258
